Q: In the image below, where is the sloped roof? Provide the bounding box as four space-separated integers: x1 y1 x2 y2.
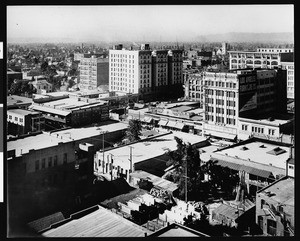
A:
41 205 151 237
28 212 65 233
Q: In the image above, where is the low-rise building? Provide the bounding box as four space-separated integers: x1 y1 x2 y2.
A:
7 122 128 230
29 97 109 130
41 205 151 237
149 223 209 237
7 109 45 136
255 176 294 236
31 79 53 94
144 101 204 134
7 95 33 110
238 115 294 143
210 137 293 197
94 131 208 181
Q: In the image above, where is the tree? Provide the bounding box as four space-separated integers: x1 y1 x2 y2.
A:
124 119 142 142
166 137 202 201
201 159 239 198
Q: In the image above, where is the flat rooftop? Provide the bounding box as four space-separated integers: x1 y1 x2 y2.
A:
7 122 128 157
239 117 292 126
213 140 291 170
97 131 206 173
258 177 294 208
7 95 32 106
7 109 39 116
36 97 106 110
41 205 151 237
50 122 127 142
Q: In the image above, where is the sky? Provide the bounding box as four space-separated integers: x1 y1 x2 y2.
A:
7 5 294 43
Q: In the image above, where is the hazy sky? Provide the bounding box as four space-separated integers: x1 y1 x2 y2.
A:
7 5 294 42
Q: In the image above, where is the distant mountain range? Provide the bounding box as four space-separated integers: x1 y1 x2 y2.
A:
8 32 294 44
195 32 294 43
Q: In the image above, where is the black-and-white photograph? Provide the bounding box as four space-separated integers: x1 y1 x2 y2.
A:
6 4 294 237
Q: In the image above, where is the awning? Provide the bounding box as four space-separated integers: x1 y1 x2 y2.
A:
142 117 153 123
166 121 177 128
194 125 202 130
238 133 250 141
174 122 185 130
158 120 168 126
205 130 237 140
248 168 274 179
213 159 274 179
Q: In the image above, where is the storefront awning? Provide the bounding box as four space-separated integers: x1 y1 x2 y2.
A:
142 117 153 123
205 130 237 140
194 125 202 130
158 120 168 126
166 121 177 128
174 122 185 130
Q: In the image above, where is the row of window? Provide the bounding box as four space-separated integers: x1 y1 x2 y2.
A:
35 153 68 171
8 116 23 122
241 124 276 136
205 115 236 125
110 54 136 59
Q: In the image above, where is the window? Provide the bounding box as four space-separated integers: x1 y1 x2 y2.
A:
268 129 275 136
9 115 12 120
15 117 18 121
54 156 58 166
267 219 277 236
35 160 40 171
63 153 68 164
19 118 23 123
48 157 52 167
258 216 264 230
41 158 45 169
242 124 248 131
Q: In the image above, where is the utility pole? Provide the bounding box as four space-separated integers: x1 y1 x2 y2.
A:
129 146 133 172
182 155 188 203
102 131 105 173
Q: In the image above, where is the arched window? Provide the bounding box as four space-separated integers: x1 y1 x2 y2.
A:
254 60 261 65
231 59 237 63
246 60 253 64
271 61 278 65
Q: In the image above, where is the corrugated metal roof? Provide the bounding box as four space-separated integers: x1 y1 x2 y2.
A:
158 120 168 126
214 159 273 179
174 122 185 130
130 170 178 192
212 204 240 220
42 205 150 237
166 121 177 128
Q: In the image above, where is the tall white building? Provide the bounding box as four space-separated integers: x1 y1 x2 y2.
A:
109 44 152 94
109 44 183 96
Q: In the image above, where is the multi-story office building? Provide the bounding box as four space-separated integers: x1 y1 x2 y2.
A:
257 48 293 53
222 42 228 55
79 56 109 90
184 73 204 104
202 68 286 140
109 44 183 98
109 44 152 94
281 61 294 100
228 50 293 70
